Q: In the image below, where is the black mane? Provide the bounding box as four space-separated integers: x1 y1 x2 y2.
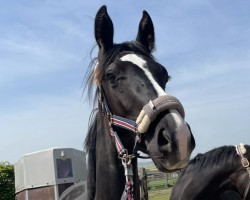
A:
84 109 98 200
188 145 250 169
174 145 250 199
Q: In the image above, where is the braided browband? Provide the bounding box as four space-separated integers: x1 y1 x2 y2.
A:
136 95 185 133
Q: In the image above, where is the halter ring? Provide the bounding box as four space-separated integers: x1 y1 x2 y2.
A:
242 158 250 168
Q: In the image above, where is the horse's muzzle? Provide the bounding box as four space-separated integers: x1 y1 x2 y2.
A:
146 109 195 172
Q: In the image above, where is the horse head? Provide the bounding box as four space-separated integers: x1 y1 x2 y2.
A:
92 5 195 172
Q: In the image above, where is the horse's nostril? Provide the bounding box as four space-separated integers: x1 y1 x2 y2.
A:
158 129 169 146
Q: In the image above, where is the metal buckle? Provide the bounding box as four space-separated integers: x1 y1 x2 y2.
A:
120 152 134 179
241 158 250 168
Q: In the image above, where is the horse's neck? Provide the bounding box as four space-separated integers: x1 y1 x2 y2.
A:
203 164 241 196
131 159 140 200
173 165 240 200
213 157 250 199
200 163 246 199
230 168 250 198
94 116 140 200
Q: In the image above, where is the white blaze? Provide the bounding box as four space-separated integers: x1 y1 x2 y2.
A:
120 54 166 96
120 53 183 126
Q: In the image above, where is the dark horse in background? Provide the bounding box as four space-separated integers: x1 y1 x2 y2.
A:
170 144 250 200
84 5 195 200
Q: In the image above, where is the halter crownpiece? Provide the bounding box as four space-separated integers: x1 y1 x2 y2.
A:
235 143 249 169
236 143 247 155
235 143 250 200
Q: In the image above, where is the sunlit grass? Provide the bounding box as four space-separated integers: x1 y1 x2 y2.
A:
149 188 172 200
144 165 175 200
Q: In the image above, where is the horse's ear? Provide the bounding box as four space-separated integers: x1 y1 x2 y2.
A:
136 11 155 52
95 5 114 54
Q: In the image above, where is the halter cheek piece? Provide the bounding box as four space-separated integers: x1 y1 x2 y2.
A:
98 86 185 200
235 144 250 200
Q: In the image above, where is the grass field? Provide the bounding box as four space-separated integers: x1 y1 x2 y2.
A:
149 188 172 200
148 182 173 200
143 165 176 200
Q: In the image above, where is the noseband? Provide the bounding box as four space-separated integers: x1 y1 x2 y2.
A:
98 86 185 200
235 144 250 200
137 95 185 133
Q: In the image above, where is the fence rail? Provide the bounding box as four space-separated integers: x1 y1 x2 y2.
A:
139 168 180 200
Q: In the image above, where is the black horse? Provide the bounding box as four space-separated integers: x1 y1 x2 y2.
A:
170 144 250 200
84 5 195 200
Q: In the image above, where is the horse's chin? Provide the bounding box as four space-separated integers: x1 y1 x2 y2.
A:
151 157 189 172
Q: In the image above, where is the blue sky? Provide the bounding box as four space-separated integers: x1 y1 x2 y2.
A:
1 0 250 164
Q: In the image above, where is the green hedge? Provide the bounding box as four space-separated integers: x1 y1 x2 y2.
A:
0 162 15 200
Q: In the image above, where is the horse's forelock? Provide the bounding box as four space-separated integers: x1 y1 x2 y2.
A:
84 41 153 103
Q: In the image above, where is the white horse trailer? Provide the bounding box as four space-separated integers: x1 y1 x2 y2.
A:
14 148 87 200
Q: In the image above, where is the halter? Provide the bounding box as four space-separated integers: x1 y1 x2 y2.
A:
98 86 138 200
235 144 250 200
98 85 185 200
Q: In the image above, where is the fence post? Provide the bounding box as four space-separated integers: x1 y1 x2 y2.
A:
139 168 148 200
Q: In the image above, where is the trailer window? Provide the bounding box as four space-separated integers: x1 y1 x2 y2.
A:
56 158 73 179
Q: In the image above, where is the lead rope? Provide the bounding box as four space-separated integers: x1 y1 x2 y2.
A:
121 155 135 200
109 126 137 200
235 144 250 200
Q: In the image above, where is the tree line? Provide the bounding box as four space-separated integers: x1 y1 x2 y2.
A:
0 162 15 200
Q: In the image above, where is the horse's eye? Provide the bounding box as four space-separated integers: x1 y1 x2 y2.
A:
106 73 117 84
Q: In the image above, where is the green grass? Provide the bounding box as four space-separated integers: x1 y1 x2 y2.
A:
148 178 176 188
149 188 172 200
144 165 158 171
144 166 176 200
